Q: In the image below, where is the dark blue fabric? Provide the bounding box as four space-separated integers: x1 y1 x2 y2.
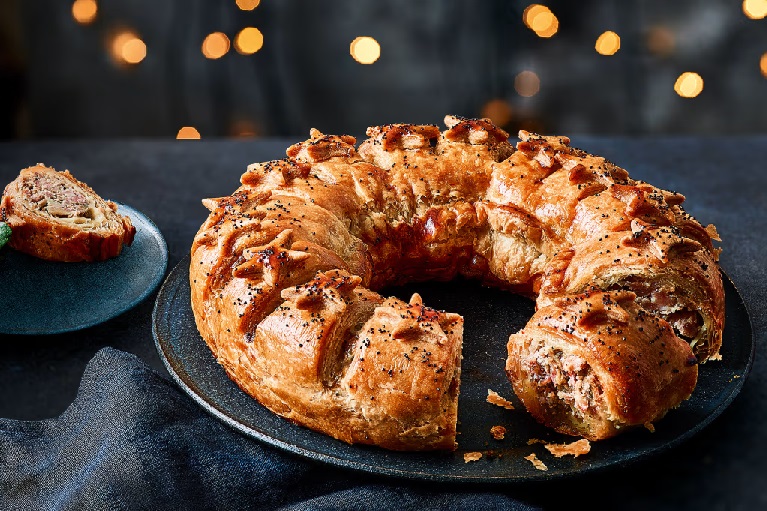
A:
0 348 536 511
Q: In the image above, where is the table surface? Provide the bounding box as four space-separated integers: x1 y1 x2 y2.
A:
1 136 764 509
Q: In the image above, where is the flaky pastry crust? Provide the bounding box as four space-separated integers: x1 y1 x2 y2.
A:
1 164 135 262
191 116 723 448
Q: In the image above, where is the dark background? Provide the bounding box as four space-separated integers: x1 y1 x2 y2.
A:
1 0 766 140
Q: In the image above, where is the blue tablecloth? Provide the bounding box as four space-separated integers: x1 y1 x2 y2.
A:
0 348 534 510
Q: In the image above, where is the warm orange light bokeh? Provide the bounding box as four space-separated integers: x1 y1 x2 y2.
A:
523 4 559 38
743 0 767 19
111 31 146 65
760 53 767 78
202 32 230 59
674 72 704 98
350 37 381 64
515 70 541 97
235 27 264 55
646 26 675 56
72 0 97 25
122 39 146 64
481 99 513 127
595 31 621 56
236 0 261 11
524 5 548 28
230 119 260 138
177 127 201 139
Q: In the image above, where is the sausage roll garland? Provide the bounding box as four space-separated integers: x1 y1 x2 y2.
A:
190 116 723 449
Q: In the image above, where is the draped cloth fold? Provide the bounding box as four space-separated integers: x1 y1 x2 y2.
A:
0 348 535 511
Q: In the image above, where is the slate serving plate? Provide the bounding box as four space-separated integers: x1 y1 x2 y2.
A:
0 204 168 335
153 256 753 483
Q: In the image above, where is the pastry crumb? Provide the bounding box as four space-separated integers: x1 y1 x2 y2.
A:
490 425 506 440
527 438 545 445
705 224 721 241
644 422 656 433
524 453 548 471
544 438 591 457
464 451 483 463
487 389 515 410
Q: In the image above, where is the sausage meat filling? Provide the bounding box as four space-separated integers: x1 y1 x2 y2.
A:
613 278 703 342
525 346 603 421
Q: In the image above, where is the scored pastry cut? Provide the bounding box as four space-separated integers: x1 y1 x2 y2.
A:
190 116 724 450
1 164 135 262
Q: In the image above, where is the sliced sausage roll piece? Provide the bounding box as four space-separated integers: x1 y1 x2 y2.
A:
1 164 135 262
507 290 698 440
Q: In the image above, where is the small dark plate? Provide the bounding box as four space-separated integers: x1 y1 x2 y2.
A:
0 204 168 335
153 257 754 483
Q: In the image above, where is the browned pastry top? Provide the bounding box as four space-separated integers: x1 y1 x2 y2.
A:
190 116 724 449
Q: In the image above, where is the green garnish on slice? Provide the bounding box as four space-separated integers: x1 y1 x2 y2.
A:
0 222 11 250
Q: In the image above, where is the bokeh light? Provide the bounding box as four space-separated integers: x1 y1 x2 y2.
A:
235 27 264 55
674 72 704 98
743 0 767 19
760 53 767 78
481 99 513 127
111 31 146 65
122 40 146 64
523 5 559 38
646 26 675 56
202 32 230 59
595 31 620 56
515 70 541 97
177 127 201 139
230 119 260 138
350 37 381 64
72 0 97 25
535 20 559 38
236 0 261 11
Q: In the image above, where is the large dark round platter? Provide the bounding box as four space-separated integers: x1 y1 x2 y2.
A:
0 204 168 335
153 256 753 483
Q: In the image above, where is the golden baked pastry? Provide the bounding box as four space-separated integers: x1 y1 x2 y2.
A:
1 164 135 262
507 290 698 440
191 116 723 449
